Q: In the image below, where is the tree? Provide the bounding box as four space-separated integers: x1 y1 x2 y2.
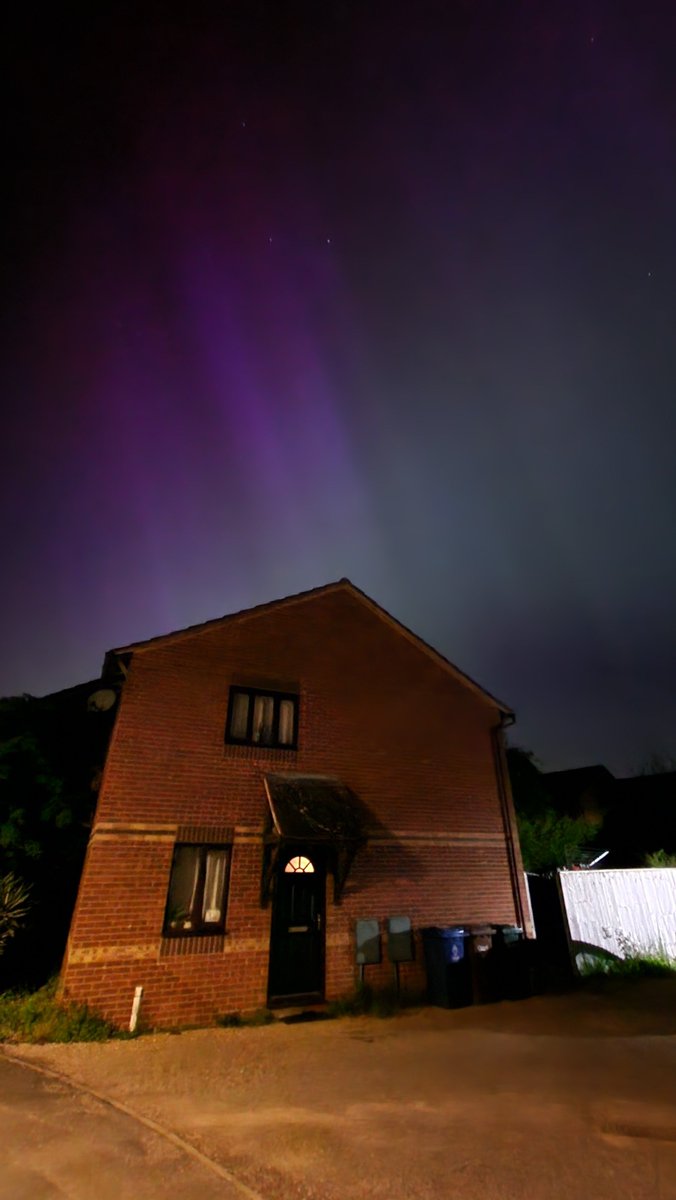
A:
634 753 676 777
0 694 91 870
0 689 112 985
507 745 601 872
516 810 594 873
505 746 554 818
0 702 74 865
619 754 676 864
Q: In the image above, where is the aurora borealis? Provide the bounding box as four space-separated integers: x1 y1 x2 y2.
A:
3 2 676 772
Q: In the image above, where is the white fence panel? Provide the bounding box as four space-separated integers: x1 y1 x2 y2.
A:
559 868 676 961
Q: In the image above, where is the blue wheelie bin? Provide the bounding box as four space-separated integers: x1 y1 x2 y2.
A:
422 927 472 1008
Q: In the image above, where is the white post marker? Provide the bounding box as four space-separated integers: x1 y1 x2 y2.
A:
129 985 143 1033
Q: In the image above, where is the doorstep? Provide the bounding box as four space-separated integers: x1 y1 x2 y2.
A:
271 1003 330 1023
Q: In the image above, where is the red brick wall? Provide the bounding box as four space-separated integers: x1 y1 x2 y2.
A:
61 587 528 1028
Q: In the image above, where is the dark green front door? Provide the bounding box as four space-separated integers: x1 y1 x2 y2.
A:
268 850 325 1004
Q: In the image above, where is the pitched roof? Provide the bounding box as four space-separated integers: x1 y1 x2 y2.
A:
108 578 512 715
544 765 616 799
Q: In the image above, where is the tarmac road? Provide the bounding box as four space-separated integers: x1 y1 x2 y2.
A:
0 1056 253 1200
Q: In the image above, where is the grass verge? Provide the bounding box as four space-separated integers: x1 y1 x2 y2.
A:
0 979 115 1043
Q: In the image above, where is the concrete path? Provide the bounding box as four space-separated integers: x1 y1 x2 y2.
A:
0 1056 254 1200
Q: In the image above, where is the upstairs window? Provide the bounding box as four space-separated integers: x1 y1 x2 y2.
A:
163 845 230 937
226 687 298 749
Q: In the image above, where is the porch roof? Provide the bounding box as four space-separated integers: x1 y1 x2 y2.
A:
264 773 365 844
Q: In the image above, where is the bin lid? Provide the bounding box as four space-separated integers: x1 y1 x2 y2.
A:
422 926 467 938
498 925 523 943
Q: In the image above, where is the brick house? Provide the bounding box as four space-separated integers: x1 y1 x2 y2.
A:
60 579 531 1029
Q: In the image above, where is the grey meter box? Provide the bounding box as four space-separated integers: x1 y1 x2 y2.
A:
387 916 414 962
355 919 381 965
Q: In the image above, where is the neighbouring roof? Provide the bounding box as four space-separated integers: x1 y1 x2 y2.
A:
264 773 366 843
544 765 616 798
105 578 512 715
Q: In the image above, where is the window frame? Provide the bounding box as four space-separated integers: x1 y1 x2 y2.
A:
162 843 232 938
225 686 299 750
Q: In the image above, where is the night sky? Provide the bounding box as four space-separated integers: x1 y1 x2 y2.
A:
3 1 676 774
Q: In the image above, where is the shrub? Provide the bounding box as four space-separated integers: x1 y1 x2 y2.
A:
579 954 676 980
644 849 676 868
327 984 373 1017
215 1011 243 1027
214 1007 273 1028
0 979 114 1043
327 983 421 1019
578 932 676 980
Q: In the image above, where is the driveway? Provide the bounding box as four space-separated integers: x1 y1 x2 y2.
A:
5 981 676 1200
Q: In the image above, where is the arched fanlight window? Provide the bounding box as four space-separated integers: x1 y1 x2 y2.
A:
284 854 315 874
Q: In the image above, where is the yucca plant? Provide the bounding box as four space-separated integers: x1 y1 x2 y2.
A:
0 872 31 955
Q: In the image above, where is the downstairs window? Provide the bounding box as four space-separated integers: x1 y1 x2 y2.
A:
163 844 231 936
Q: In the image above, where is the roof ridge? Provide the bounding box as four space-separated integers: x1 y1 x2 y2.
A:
107 578 512 715
110 578 351 655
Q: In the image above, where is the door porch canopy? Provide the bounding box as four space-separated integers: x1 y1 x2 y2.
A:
262 773 366 904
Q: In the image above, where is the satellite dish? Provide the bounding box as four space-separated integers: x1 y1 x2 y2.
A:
87 688 117 713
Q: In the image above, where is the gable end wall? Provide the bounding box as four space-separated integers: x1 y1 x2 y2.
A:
62 590 528 1027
